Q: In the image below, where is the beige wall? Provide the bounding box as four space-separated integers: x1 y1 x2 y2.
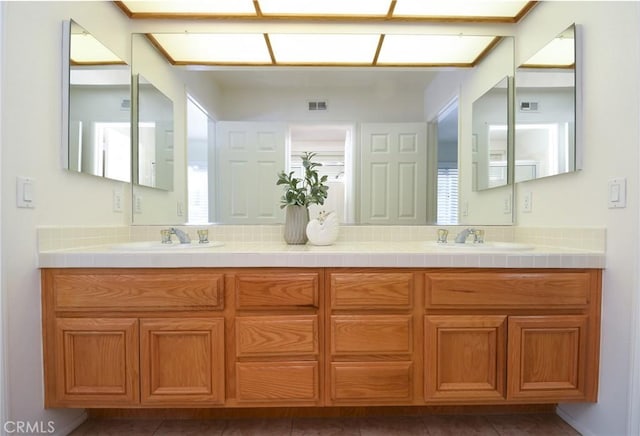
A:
1 2 132 434
513 3 640 435
1 2 639 435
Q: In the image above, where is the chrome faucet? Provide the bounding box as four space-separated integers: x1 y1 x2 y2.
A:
169 227 191 244
454 228 478 243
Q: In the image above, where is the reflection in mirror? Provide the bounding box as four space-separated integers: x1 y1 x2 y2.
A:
186 96 213 224
62 20 131 182
515 24 577 182
132 74 174 191
472 76 510 191
133 32 515 226
435 100 459 224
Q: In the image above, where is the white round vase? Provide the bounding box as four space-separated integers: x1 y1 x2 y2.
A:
306 211 339 246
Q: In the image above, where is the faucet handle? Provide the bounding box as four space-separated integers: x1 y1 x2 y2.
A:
437 229 449 244
473 229 485 244
160 229 173 244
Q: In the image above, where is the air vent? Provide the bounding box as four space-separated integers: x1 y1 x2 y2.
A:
308 100 328 111
520 101 538 112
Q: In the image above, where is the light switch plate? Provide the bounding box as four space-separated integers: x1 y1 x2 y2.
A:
16 176 35 208
608 177 627 208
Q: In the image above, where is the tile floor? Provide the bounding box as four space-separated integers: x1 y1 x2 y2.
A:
70 413 579 435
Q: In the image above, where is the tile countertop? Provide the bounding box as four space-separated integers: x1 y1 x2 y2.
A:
37 240 606 269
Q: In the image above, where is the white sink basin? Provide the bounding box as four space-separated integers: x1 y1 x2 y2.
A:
110 241 224 251
425 241 534 252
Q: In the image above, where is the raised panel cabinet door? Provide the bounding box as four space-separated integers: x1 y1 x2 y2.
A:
507 315 588 401
54 318 139 406
425 316 506 402
140 318 225 405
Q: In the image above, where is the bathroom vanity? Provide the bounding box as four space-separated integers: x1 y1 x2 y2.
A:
40 243 602 409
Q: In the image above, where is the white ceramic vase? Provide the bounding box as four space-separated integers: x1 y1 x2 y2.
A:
306 211 339 246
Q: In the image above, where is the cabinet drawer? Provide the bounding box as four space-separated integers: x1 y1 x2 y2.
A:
425 271 592 309
330 273 414 309
331 315 412 355
52 271 224 311
236 362 319 402
234 273 319 308
236 315 318 357
331 362 412 402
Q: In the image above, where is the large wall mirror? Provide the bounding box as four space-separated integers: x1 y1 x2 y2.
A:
132 74 174 191
62 19 131 182
472 76 511 191
515 24 578 182
130 33 515 227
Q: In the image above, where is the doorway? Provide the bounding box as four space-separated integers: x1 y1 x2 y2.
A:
288 124 355 223
434 99 459 225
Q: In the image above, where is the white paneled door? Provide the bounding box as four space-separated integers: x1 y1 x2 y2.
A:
360 123 428 224
216 121 286 224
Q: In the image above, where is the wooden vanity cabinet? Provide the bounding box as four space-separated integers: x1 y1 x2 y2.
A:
424 270 601 404
42 269 225 408
42 267 602 409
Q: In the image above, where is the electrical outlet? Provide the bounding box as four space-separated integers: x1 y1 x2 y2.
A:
134 194 143 214
462 201 469 217
177 200 184 217
522 192 533 213
503 195 512 214
113 187 123 212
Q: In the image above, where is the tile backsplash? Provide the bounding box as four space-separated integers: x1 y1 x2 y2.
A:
37 224 606 252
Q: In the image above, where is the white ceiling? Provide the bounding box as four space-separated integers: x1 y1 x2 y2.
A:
198 68 440 90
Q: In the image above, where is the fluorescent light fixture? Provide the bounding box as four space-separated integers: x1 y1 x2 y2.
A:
269 34 380 64
70 33 123 64
523 38 575 67
377 34 496 64
258 0 392 17
150 33 272 64
121 0 257 15
393 0 530 18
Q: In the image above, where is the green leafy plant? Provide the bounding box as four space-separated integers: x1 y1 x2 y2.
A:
276 152 329 209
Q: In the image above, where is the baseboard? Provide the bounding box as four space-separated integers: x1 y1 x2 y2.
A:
556 406 596 436
53 411 87 436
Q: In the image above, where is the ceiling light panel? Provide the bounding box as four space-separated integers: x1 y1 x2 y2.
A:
151 33 272 64
121 0 257 15
376 35 496 65
269 34 380 64
257 0 392 17
392 0 530 19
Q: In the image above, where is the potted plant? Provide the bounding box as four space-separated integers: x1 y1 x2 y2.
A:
276 152 329 244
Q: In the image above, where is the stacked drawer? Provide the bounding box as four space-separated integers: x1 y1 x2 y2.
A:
231 271 322 406
327 271 420 405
